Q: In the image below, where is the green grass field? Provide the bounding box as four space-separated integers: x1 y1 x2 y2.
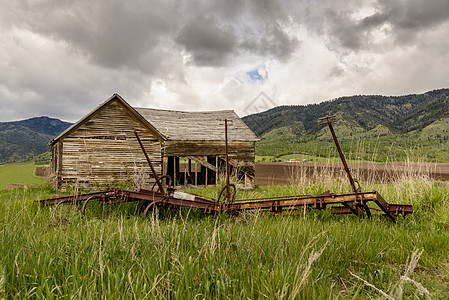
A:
255 118 449 163
0 164 46 189
0 170 448 298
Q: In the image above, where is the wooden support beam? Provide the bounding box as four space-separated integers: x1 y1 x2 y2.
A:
185 155 217 172
174 157 178 187
195 162 198 186
184 157 187 187
215 156 218 184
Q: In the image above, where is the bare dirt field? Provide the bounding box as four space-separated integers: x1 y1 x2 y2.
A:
255 162 449 186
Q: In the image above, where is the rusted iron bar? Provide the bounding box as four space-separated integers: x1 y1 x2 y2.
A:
319 115 367 217
229 192 376 210
319 115 359 193
134 131 165 194
331 204 413 218
225 119 231 203
39 190 120 206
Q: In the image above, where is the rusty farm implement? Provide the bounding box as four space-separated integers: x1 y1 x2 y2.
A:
38 116 413 222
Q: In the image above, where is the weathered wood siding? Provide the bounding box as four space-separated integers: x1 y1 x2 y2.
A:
50 142 57 173
58 100 162 190
165 140 254 160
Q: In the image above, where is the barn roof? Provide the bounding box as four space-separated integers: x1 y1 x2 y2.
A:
49 94 258 145
135 108 258 141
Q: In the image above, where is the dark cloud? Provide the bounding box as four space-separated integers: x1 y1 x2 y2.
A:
236 0 298 61
370 0 449 46
175 0 298 66
207 0 245 20
5 0 448 63
328 65 345 78
339 0 449 50
176 16 237 66
240 24 298 61
245 0 283 20
291 0 449 53
324 10 364 50
360 13 390 28
8 0 299 70
377 0 449 30
11 0 178 72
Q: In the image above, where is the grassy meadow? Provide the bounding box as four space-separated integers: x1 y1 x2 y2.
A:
0 164 46 189
255 117 449 164
0 166 448 298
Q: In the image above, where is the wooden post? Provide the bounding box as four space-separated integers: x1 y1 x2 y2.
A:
174 157 178 187
57 141 63 190
225 119 230 203
184 158 187 187
215 156 218 184
195 162 198 186
188 158 191 185
162 156 168 186
205 163 208 187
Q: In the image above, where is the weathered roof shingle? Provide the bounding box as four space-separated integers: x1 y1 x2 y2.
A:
135 108 258 141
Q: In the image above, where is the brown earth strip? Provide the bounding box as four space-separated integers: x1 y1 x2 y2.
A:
255 162 449 186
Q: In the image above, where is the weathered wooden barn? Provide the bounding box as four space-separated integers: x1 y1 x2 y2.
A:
49 94 258 190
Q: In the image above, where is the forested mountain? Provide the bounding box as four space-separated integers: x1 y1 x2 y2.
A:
0 117 72 163
243 89 449 136
242 89 449 162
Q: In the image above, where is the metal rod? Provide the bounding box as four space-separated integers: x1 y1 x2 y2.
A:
134 131 165 194
319 115 358 193
225 119 230 203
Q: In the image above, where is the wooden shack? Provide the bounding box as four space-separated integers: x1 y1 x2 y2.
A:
49 94 259 190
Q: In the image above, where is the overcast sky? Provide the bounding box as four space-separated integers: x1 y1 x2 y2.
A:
1 0 449 122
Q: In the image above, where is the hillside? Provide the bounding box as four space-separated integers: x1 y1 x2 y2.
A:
2 89 449 164
0 117 72 163
242 89 449 162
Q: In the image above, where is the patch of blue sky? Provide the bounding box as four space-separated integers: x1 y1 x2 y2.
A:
246 68 268 83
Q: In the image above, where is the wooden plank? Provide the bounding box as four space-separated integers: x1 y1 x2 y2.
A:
185 156 217 172
215 156 218 184
57 102 163 190
164 140 255 158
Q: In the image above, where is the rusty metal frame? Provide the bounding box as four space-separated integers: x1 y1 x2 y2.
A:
39 187 412 222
